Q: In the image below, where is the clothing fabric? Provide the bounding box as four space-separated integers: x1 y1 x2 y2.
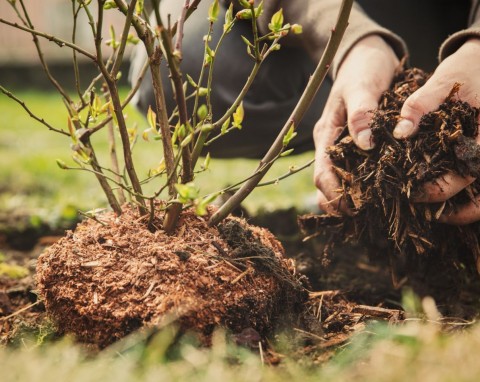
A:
130 0 478 158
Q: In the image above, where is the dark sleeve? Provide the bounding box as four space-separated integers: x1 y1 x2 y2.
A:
439 0 480 60
256 0 407 78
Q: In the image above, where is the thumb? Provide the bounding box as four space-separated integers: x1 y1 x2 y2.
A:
393 80 449 139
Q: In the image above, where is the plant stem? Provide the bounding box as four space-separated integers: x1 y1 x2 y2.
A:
105 93 127 204
152 0 193 184
96 0 146 214
72 2 86 105
209 0 354 226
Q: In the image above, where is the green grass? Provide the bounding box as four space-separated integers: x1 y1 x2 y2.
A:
0 89 315 220
2 320 480 382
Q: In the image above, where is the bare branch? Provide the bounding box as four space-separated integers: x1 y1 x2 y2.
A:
0 85 69 137
174 0 190 54
0 18 96 61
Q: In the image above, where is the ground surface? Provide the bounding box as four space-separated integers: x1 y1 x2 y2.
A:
2 87 480 379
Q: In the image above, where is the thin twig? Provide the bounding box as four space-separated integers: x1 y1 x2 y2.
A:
0 86 69 136
152 0 193 183
0 18 96 61
71 2 86 105
17 0 74 104
174 0 190 54
0 301 41 321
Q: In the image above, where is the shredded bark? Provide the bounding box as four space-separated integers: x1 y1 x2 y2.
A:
36 203 307 348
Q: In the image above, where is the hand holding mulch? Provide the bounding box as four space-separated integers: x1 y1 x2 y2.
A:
301 68 480 274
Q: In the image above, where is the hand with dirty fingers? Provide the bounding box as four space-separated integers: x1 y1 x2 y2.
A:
393 38 480 225
315 35 480 225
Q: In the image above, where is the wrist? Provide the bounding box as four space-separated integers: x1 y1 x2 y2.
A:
338 34 399 76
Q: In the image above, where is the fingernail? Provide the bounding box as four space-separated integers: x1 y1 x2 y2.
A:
357 129 374 150
393 119 414 139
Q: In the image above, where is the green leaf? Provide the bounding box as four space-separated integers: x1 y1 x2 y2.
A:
67 116 76 139
268 9 284 32
208 0 219 22
107 102 118 126
103 0 117 10
195 193 219 216
235 9 252 20
255 1 264 18
136 0 144 15
238 0 250 8
241 35 253 47
56 159 68 169
221 117 231 134
224 3 234 32
203 152 211 169
206 44 215 58
197 104 208 121
198 87 209 97
180 133 193 148
142 128 153 141
186 74 198 88
270 42 281 51
280 148 294 157
291 23 303 34
232 102 244 128
127 33 140 45
201 123 213 133
204 53 213 65
282 124 297 146
147 106 157 131
175 182 199 203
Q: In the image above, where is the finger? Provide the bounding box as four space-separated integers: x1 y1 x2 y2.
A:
438 196 480 225
412 172 475 203
314 154 344 213
344 88 382 151
393 78 454 139
317 190 341 215
314 129 353 215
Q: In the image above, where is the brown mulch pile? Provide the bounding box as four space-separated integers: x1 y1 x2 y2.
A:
0 206 407 355
301 68 480 277
36 204 308 348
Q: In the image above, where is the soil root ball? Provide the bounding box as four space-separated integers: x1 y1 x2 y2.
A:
36 204 307 348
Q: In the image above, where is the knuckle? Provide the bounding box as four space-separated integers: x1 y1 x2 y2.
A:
402 92 427 116
348 108 372 133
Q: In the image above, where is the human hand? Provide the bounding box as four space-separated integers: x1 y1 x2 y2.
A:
393 38 480 225
313 35 400 214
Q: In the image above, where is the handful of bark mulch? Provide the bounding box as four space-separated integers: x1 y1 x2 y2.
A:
300 68 480 273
